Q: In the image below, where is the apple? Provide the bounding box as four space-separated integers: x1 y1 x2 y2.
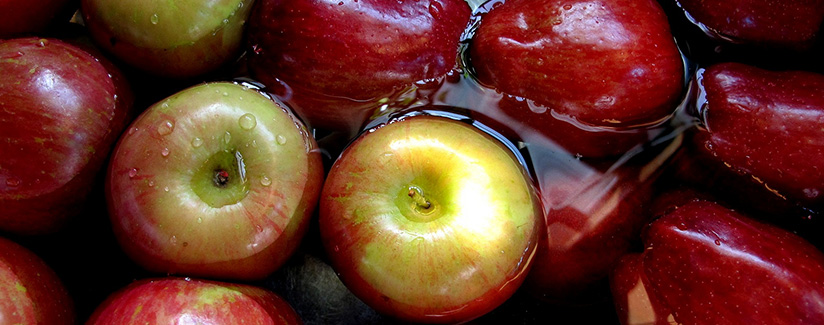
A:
87 277 301 324
81 0 254 78
676 0 824 50
695 62 824 210
0 236 74 325
609 253 674 325
319 113 542 323
106 81 323 280
469 0 684 130
611 198 824 324
0 0 75 38
0 37 133 235
246 0 471 132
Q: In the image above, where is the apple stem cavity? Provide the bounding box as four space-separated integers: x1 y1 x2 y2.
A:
214 169 231 187
407 186 432 210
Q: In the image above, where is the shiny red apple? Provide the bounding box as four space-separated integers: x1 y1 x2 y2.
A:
87 277 301 324
0 236 74 325
0 37 132 234
106 82 323 280
611 199 824 324
247 0 471 132
319 113 542 323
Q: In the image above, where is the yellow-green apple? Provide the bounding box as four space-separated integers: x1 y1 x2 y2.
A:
106 82 323 280
81 0 253 78
0 236 74 325
246 0 471 132
611 199 824 324
469 0 684 156
0 37 133 235
0 0 75 38
87 277 301 324
319 114 542 323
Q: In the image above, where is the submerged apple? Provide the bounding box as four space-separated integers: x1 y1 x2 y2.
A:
106 82 323 280
88 277 302 324
319 113 542 323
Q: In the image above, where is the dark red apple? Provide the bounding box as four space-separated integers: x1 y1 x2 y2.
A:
697 62 824 209
610 254 675 325
611 199 824 324
247 0 471 132
470 0 684 130
0 0 75 38
87 277 301 324
0 236 74 325
676 0 824 50
0 37 132 234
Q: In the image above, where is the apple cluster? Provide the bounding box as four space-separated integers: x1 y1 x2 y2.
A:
1 0 824 324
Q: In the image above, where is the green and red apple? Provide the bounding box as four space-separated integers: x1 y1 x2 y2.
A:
319 113 542 323
106 82 323 280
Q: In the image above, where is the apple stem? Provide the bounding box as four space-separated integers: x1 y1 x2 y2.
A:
407 187 431 209
214 169 230 187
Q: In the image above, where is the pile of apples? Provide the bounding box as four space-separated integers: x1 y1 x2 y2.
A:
2 0 824 323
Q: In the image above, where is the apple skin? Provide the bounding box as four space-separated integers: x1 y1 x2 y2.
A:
81 0 253 78
696 62 824 210
246 0 470 131
0 37 133 235
609 254 675 325
469 0 684 128
106 82 323 280
0 0 75 38
87 277 301 324
0 236 74 325
677 0 824 50
319 114 542 323
611 199 824 324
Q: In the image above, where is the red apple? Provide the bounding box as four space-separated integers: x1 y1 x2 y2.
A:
87 277 301 324
0 0 75 38
696 62 824 209
246 0 471 131
609 254 675 325
469 0 684 129
319 114 542 323
611 199 824 324
106 82 323 280
82 0 254 78
0 236 74 325
0 37 132 234
677 0 824 50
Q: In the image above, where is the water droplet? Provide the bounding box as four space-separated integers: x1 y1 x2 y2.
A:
238 113 257 130
222 92 229 96
128 127 138 135
148 180 155 187
714 239 722 246
197 217 203 224
276 135 287 145
260 175 271 186
36 39 48 47
163 186 169 192
160 102 169 109
191 137 203 148
223 131 232 144
222 18 229 24
5 177 21 187
676 223 688 231
150 13 159 24
157 120 174 135
334 245 340 252
128 168 139 178
160 147 170 157
170 235 177 244
563 4 572 10
428 1 443 18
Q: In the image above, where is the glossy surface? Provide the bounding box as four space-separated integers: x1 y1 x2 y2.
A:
677 0 824 49
470 0 684 127
0 237 73 325
82 0 253 77
247 0 471 131
0 37 132 234
698 62 824 208
319 115 541 323
106 82 323 280
87 277 302 324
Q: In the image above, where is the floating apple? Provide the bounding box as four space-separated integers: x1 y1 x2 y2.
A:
319 113 542 323
0 37 132 235
0 0 75 38
696 62 824 210
470 0 684 130
676 0 824 50
87 277 301 324
81 0 253 78
106 82 323 280
611 199 824 324
0 236 74 325
246 0 471 131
